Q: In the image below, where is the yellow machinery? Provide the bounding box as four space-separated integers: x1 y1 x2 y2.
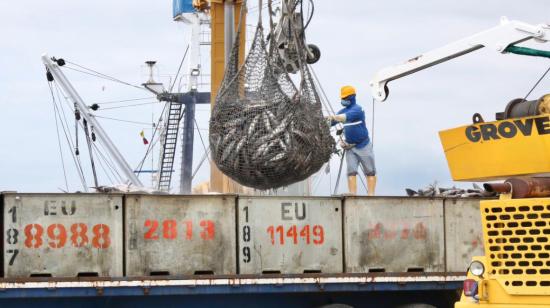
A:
371 18 550 307
456 197 550 307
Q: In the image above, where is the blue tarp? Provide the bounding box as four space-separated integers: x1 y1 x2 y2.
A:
173 0 195 17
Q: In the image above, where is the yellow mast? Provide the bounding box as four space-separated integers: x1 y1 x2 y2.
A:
194 0 247 193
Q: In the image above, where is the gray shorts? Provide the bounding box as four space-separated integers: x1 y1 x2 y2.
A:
346 142 376 176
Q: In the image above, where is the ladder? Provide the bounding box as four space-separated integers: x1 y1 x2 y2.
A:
157 102 183 191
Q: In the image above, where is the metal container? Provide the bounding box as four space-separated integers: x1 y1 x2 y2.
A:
238 196 343 274
344 197 445 273
444 198 484 272
125 194 236 276
2 193 123 277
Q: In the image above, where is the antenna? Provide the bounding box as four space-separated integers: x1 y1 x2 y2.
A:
143 60 166 95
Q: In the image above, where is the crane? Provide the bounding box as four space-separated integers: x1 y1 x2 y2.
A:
370 17 549 103
369 17 550 308
370 17 550 182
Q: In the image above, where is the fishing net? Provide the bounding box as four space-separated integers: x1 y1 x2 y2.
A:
209 4 334 190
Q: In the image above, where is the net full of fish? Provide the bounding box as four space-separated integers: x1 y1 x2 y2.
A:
209 21 334 190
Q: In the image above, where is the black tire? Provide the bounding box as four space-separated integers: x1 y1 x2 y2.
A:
306 43 321 64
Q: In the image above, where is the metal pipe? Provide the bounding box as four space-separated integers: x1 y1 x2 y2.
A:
485 177 550 198
180 95 196 194
483 182 512 193
42 54 144 187
224 0 235 65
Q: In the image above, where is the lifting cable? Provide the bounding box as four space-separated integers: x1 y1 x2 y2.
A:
191 148 211 180
95 101 158 111
169 44 190 93
53 81 89 189
94 115 153 126
522 65 550 101
82 119 99 188
53 72 141 186
91 144 116 185
135 44 191 176
194 118 210 160
91 97 156 105
74 105 80 156
47 81 69 192
49 79 88 191
309 66 368 194
135 102 168 175
64 60 147 91
93 141 125 183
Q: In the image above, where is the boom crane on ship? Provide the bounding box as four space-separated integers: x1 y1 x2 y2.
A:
370 17 550 308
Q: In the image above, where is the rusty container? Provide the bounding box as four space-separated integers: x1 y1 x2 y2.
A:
124 194 236 276
444 198 484 272
2 193 123 278
344 197 445 273
238 196 343 274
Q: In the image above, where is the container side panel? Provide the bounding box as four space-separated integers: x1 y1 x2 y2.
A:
444 198 484 272
125 195 236 276
3 193 123 278
344 197 445 273
238 197 343 274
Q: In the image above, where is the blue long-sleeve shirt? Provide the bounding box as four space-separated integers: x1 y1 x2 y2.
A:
333 97 370 149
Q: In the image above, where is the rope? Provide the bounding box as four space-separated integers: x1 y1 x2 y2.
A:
94 115 154 126
135 102 169 174
521 65 550 102
55 77 126 186
333 151 345 195
94 141 125 183
194 118 210 160
82 119 99 188
169 44 190 93
52 81 89 191
91 144 116 185
48 82 69 192
371 97 375 147
96 101 158 110
74 104 80 156
91 97 156 105
64 61 146 91
192 148 211 180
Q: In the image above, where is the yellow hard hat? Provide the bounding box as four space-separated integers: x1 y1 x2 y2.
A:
340 85 356 99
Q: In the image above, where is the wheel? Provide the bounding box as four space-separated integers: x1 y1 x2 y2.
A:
317 304 354 308
306 43 321 64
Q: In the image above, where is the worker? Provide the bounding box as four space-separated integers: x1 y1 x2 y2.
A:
327 86 376 196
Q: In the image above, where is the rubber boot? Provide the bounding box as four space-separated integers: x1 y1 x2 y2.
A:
367 176 377 196
347 175 357 195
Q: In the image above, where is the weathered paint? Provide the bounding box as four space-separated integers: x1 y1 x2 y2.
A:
2 193 123 277
124 194 237 276
344 197 445 273
0 273 466 290
444 198 484 272
238 196 343 274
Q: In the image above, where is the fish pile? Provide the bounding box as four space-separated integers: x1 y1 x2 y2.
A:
405 183 497 198
209 23 334 190
210 98 334 190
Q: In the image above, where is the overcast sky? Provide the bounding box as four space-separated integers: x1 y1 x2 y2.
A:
1 1 549 195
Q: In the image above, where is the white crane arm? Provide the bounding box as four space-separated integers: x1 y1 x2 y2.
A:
370 17 550 102
42 54 144 188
